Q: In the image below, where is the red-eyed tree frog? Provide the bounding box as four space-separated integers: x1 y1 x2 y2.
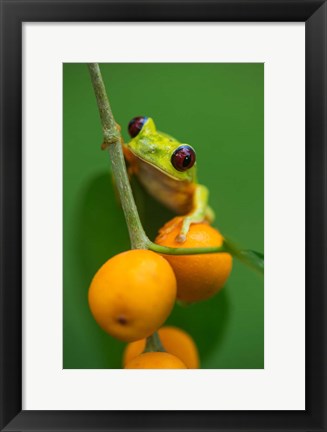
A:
122 116 215 242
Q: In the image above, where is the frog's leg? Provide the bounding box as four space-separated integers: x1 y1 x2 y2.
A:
176 184 215 243
205 205 215 224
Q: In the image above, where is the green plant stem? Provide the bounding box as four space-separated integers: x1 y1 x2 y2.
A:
147 240 227 255
88 63 148 249
144 332 165 353
149 240 264 275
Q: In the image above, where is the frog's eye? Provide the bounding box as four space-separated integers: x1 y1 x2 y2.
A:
128 116 148 138
171 145 196 172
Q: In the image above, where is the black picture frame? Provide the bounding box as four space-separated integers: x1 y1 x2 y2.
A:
1 1 326 431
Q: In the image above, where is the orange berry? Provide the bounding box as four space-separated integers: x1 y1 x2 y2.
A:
155 218 232 303
123 326 200 368
125 352 186 369
88 249 177 342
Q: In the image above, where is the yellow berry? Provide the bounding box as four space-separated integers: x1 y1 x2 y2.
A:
88 250 177 342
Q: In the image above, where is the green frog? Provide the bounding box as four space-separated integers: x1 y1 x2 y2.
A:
123 116 214 242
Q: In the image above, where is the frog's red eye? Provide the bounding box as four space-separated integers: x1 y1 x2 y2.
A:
171 145 196 172
128 116 148 138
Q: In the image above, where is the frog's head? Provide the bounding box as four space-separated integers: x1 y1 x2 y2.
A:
126 116 196 181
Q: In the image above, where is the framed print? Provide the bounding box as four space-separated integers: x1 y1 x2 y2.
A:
62 62 264 372
0 1 326 431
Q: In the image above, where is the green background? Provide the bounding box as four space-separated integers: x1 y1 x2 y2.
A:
63 63 264 369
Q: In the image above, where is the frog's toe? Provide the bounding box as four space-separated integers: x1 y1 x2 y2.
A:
175 217 192 243
175 214 208 243
175 233 187 243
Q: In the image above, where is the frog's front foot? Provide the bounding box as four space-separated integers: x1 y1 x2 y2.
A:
175 215 203 243
175 217 191 243
175 206 215 243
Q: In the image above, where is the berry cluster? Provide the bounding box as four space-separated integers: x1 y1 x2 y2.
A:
88 218 232 369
